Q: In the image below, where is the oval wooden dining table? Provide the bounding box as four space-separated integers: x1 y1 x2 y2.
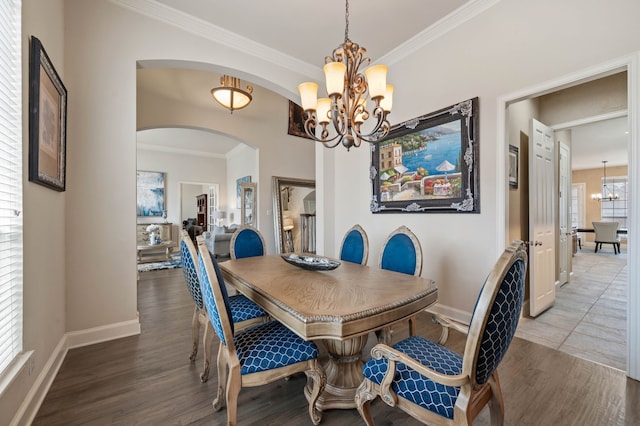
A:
219 254 438 411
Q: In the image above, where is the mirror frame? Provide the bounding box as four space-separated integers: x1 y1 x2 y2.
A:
272 176 316 254
240 182 257 226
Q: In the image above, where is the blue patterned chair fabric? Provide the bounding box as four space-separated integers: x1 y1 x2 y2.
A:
356 241 528 425
362 336 462 419
196 243 326 425
340 225 368 265
231 227 265 259
179 232 267 383
181 239 203 309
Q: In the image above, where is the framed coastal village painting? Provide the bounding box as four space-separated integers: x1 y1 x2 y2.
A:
137 170 166 217
370 97 480 213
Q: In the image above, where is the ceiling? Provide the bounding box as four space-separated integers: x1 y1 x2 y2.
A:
137 0 629 170
152 0 471 65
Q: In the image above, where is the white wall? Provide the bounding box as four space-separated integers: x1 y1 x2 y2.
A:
226 144 258 226
2 1 67 424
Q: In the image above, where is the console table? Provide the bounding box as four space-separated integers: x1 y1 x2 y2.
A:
136 223 175 263
136 241 177 263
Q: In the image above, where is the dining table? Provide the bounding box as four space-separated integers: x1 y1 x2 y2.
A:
219 254 438 411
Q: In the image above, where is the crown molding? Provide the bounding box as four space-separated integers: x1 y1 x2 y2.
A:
378 0 502 66
137 142 227 159
111 0 320 78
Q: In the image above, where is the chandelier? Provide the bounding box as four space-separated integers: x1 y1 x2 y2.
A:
591 160 619 201
211 75 253 113
297 0 393 150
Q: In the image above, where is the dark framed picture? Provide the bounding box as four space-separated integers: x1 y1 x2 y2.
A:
509 145 519 189
287 100 314 140
370 97 479 213
29 36 67 192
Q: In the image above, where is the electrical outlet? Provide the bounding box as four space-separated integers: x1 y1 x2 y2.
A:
29 356 35 375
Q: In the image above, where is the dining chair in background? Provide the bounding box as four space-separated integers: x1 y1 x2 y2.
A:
230 225 266 259
180 231 267 382
376 225 423 343
592 221 621 254
355 241 528 426
339 224 369 265
196 238 326 425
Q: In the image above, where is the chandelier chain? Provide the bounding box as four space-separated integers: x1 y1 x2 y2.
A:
344 0 350 41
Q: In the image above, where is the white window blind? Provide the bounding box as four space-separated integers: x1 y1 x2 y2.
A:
0 0 23 375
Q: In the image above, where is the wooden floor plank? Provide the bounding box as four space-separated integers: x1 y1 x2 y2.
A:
33 266 639 425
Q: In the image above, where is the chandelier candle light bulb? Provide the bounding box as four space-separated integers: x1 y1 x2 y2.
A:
297 0 392 150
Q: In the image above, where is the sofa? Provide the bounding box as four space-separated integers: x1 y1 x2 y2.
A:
202 224 240 258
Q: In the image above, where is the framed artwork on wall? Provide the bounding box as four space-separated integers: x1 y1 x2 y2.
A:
370 97 480 213
287 100 314 140
509 145 519 189
28 36 68 192
137 170 166 217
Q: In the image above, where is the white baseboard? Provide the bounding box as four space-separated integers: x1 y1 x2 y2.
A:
65 319 141 349
424 303 472 325
11 319 140 426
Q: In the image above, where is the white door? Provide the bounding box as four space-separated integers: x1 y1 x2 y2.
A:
529 119 556 316
558 142 570 285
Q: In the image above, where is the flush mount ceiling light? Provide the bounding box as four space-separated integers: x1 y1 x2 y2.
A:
591 160 619 201
211 75 253 114
297 0 393 150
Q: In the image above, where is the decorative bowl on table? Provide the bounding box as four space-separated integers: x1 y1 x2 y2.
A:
281 253 341 271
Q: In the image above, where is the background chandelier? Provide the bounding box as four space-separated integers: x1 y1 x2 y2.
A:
298 0 393 150
211 75 253 113
591 160 619 201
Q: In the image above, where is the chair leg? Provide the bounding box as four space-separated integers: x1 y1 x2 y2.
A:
225 364 242 426
200 321 213 382
355 379 377 426
212 343 227 411
190 306 200 362
375 327 392 345
594 242 599 253
487 372 505 426
408 317 417 336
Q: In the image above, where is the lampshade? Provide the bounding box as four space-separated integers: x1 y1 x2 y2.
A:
211 75 253 113
296 0 392 150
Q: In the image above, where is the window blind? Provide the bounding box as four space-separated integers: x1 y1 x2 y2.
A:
0 0 23 375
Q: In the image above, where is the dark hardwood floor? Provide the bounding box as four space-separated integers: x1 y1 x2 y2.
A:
33 267 640 425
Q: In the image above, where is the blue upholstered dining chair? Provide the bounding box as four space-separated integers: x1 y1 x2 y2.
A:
355 241 528 426
179 231 267 382
339 224 369 265
378 225 423 276
230 225 266 259
195 238 326 425
376 225 423 342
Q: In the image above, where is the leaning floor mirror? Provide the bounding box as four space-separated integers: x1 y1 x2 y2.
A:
272 176 316 254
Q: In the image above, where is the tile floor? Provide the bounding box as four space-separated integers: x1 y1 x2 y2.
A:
515 244 628 370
